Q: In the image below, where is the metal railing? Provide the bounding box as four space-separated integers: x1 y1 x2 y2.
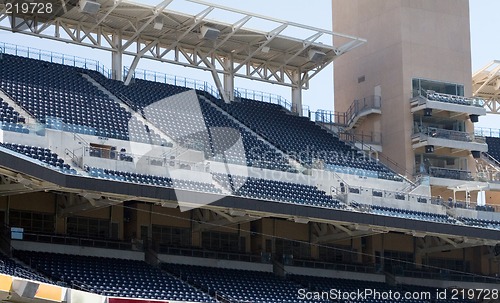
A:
475 127 500 138
314 95 381 127
414 126 484 143
20 232 136 251
415 89 485 107
428 167 473 181
157 245 267 263
0 42 110 77
291 259 376 273
399 269 500 284
338 130 383 146
83 146 207 173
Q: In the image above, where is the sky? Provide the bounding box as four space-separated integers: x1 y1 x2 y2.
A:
0 0 498 130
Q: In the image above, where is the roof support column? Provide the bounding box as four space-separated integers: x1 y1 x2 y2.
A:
223 56 234 102
291 70 303 115
111 33 123 81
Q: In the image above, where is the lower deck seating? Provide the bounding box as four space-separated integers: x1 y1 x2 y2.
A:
14 251 216 302
291 274 473 303
163 263 324 303
0 253 53 284
0 142 77 174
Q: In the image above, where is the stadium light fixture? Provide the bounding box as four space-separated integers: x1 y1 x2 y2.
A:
79 0 101 14
308 49 326 63
200 25 220 41
154 16 164 30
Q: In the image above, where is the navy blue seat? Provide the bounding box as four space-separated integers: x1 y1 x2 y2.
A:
14 251 216 302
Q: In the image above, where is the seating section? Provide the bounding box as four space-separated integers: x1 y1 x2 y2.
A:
0 97 25 124
89 73 294 171
0 97 29 133
212 98 401 181
352 203 456 224
213 173 342 209
0 142 77 174
14 251 216 302
0 253 53 284
163 263 319 303
85 166 221 193
459 217 500 230
0 54 163 144
291 275 472 303
486 136 500 164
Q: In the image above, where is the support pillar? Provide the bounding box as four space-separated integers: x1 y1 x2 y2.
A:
291 71 303 115
223 57 235 102
111 33 123 81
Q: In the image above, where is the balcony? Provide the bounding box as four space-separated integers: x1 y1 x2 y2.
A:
410 90 486 117
412 127 488 153
428 167 473 181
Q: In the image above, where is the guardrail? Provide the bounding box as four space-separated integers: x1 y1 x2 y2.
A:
414 126 483 143
0 41 110 77
314 96 381 127
157 245 268 263
415 89 485 107
291 259 376 273
428 167 473 181
475 127 500 138
399 269 499 283
21 232 136 251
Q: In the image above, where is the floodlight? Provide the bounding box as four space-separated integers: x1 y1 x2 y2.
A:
153 16 163 30
308 49 326 63
200 25 220 41
79 0 100 14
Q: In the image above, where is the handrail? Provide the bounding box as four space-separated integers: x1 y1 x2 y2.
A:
334 125 414 183
0 42 110 77
20 232 136 251
417 89 485 107
414 126 482 143
428 166 473 181
475 127 500 138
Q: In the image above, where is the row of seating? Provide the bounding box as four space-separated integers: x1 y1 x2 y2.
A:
0 97 25 124
85 166 221 193
14 251 217 302
213 173 342 209
0 252 53 284
211 97 402 181
485 136 500 164
163 263 319 303
352 202 456 224
0 142 77 174
89 73 295 172
7 250 478 303
0 54 164 145
291 274 473 303
459 217 500 230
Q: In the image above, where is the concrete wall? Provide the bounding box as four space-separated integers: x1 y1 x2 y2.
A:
332 0 472 176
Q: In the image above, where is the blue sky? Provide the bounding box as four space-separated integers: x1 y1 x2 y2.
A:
0 0 498 129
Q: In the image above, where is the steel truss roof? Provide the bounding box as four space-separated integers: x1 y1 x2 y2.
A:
473 60 500 114
0 0 366 89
